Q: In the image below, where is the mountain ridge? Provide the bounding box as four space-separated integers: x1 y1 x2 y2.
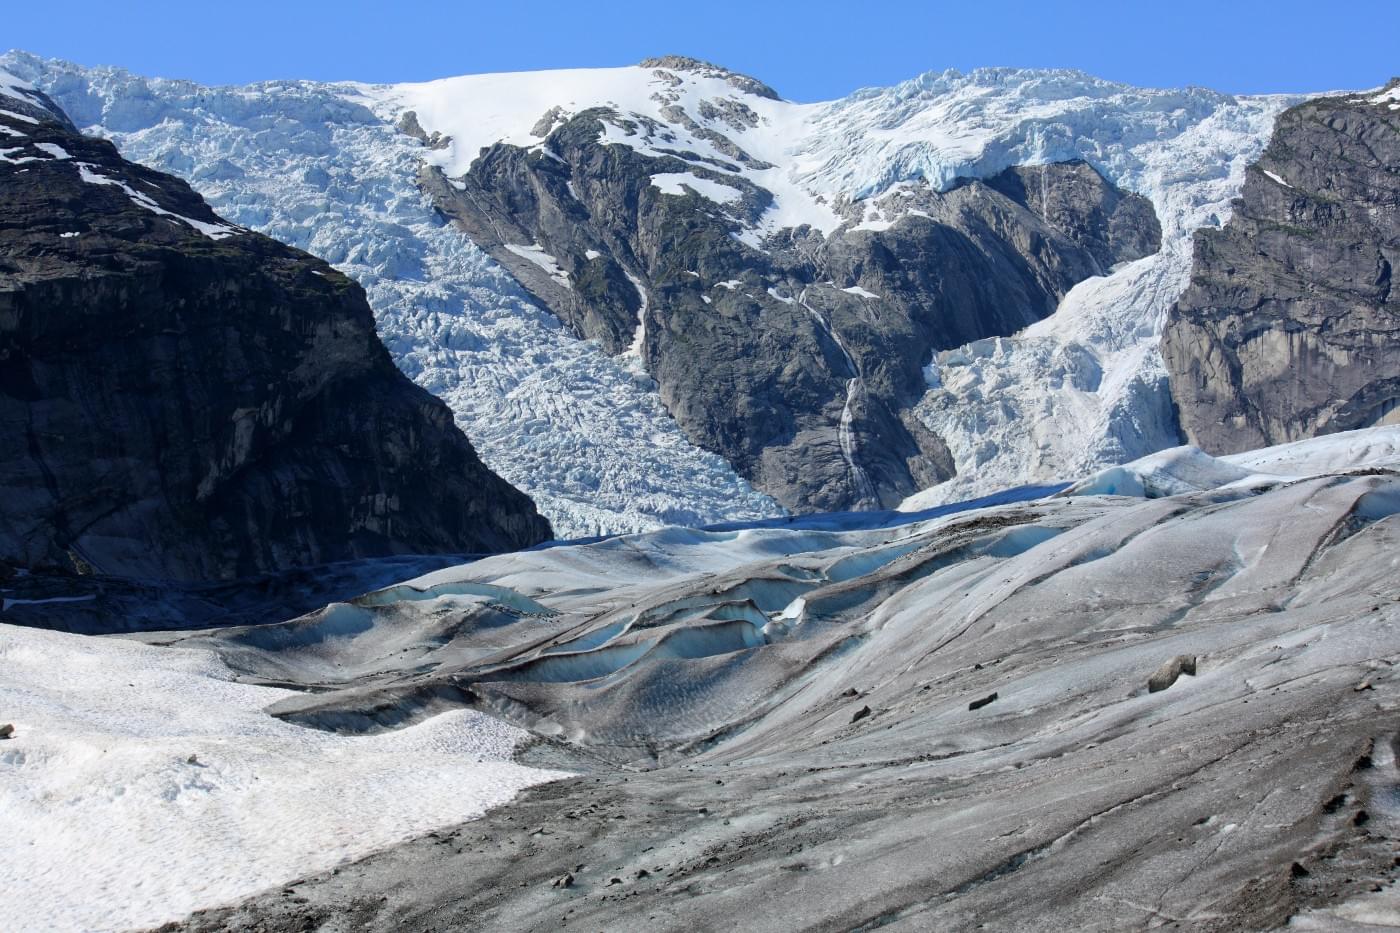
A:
1 52 1309 529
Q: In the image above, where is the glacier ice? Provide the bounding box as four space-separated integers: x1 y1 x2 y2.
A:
6 52 1312 524
884 78 1299 508
4 427 1398 930
2 53 783 540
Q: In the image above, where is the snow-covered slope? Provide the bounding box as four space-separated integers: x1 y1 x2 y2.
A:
6 53 1301 521
0 623 567 932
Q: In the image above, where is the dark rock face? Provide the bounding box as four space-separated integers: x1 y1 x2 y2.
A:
0 84 551 583
421 91 1160 512
984 161 1162 272
1163 83 1400 453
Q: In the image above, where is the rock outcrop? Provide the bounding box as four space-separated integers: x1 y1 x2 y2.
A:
0 78 551 584
1163 82 1400 453
419 62 1160 512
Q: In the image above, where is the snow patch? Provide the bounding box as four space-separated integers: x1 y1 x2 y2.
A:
0 622 567 933
76 162 241 239
650 171 742 204
623 268 649 367
0 146 40 165
503 242 571 289
1365 86 1400 110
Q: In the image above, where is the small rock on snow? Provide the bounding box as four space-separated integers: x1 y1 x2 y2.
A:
1148 655 1197 692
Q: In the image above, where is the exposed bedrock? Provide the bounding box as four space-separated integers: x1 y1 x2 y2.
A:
0 84 551 586
419 89 1160 513
1163 82 1400 453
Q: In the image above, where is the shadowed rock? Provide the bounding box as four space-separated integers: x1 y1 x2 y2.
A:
968 691 999 710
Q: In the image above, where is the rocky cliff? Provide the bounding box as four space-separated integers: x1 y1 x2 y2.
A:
0 76 551 584
419 58 1160 511
1163 82 1400 452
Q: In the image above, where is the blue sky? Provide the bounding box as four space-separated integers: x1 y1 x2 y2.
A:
6 0 1397 99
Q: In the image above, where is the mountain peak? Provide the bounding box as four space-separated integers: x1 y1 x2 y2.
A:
638 54 779 100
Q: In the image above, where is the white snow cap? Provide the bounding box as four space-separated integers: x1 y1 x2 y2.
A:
0 66 38 102
359 63 843 239
361 63 1293 249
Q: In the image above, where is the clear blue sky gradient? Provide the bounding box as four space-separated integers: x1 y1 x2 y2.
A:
6 0 1398 100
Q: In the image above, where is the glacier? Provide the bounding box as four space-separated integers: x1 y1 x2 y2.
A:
1 53 784 540
892 78 1297 507
4 53 1301 525
8 426 1392 931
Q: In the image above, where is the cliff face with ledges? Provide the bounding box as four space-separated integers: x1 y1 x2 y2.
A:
1163 82 1400 452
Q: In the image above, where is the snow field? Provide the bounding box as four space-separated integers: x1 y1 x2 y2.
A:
0 625 567 932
